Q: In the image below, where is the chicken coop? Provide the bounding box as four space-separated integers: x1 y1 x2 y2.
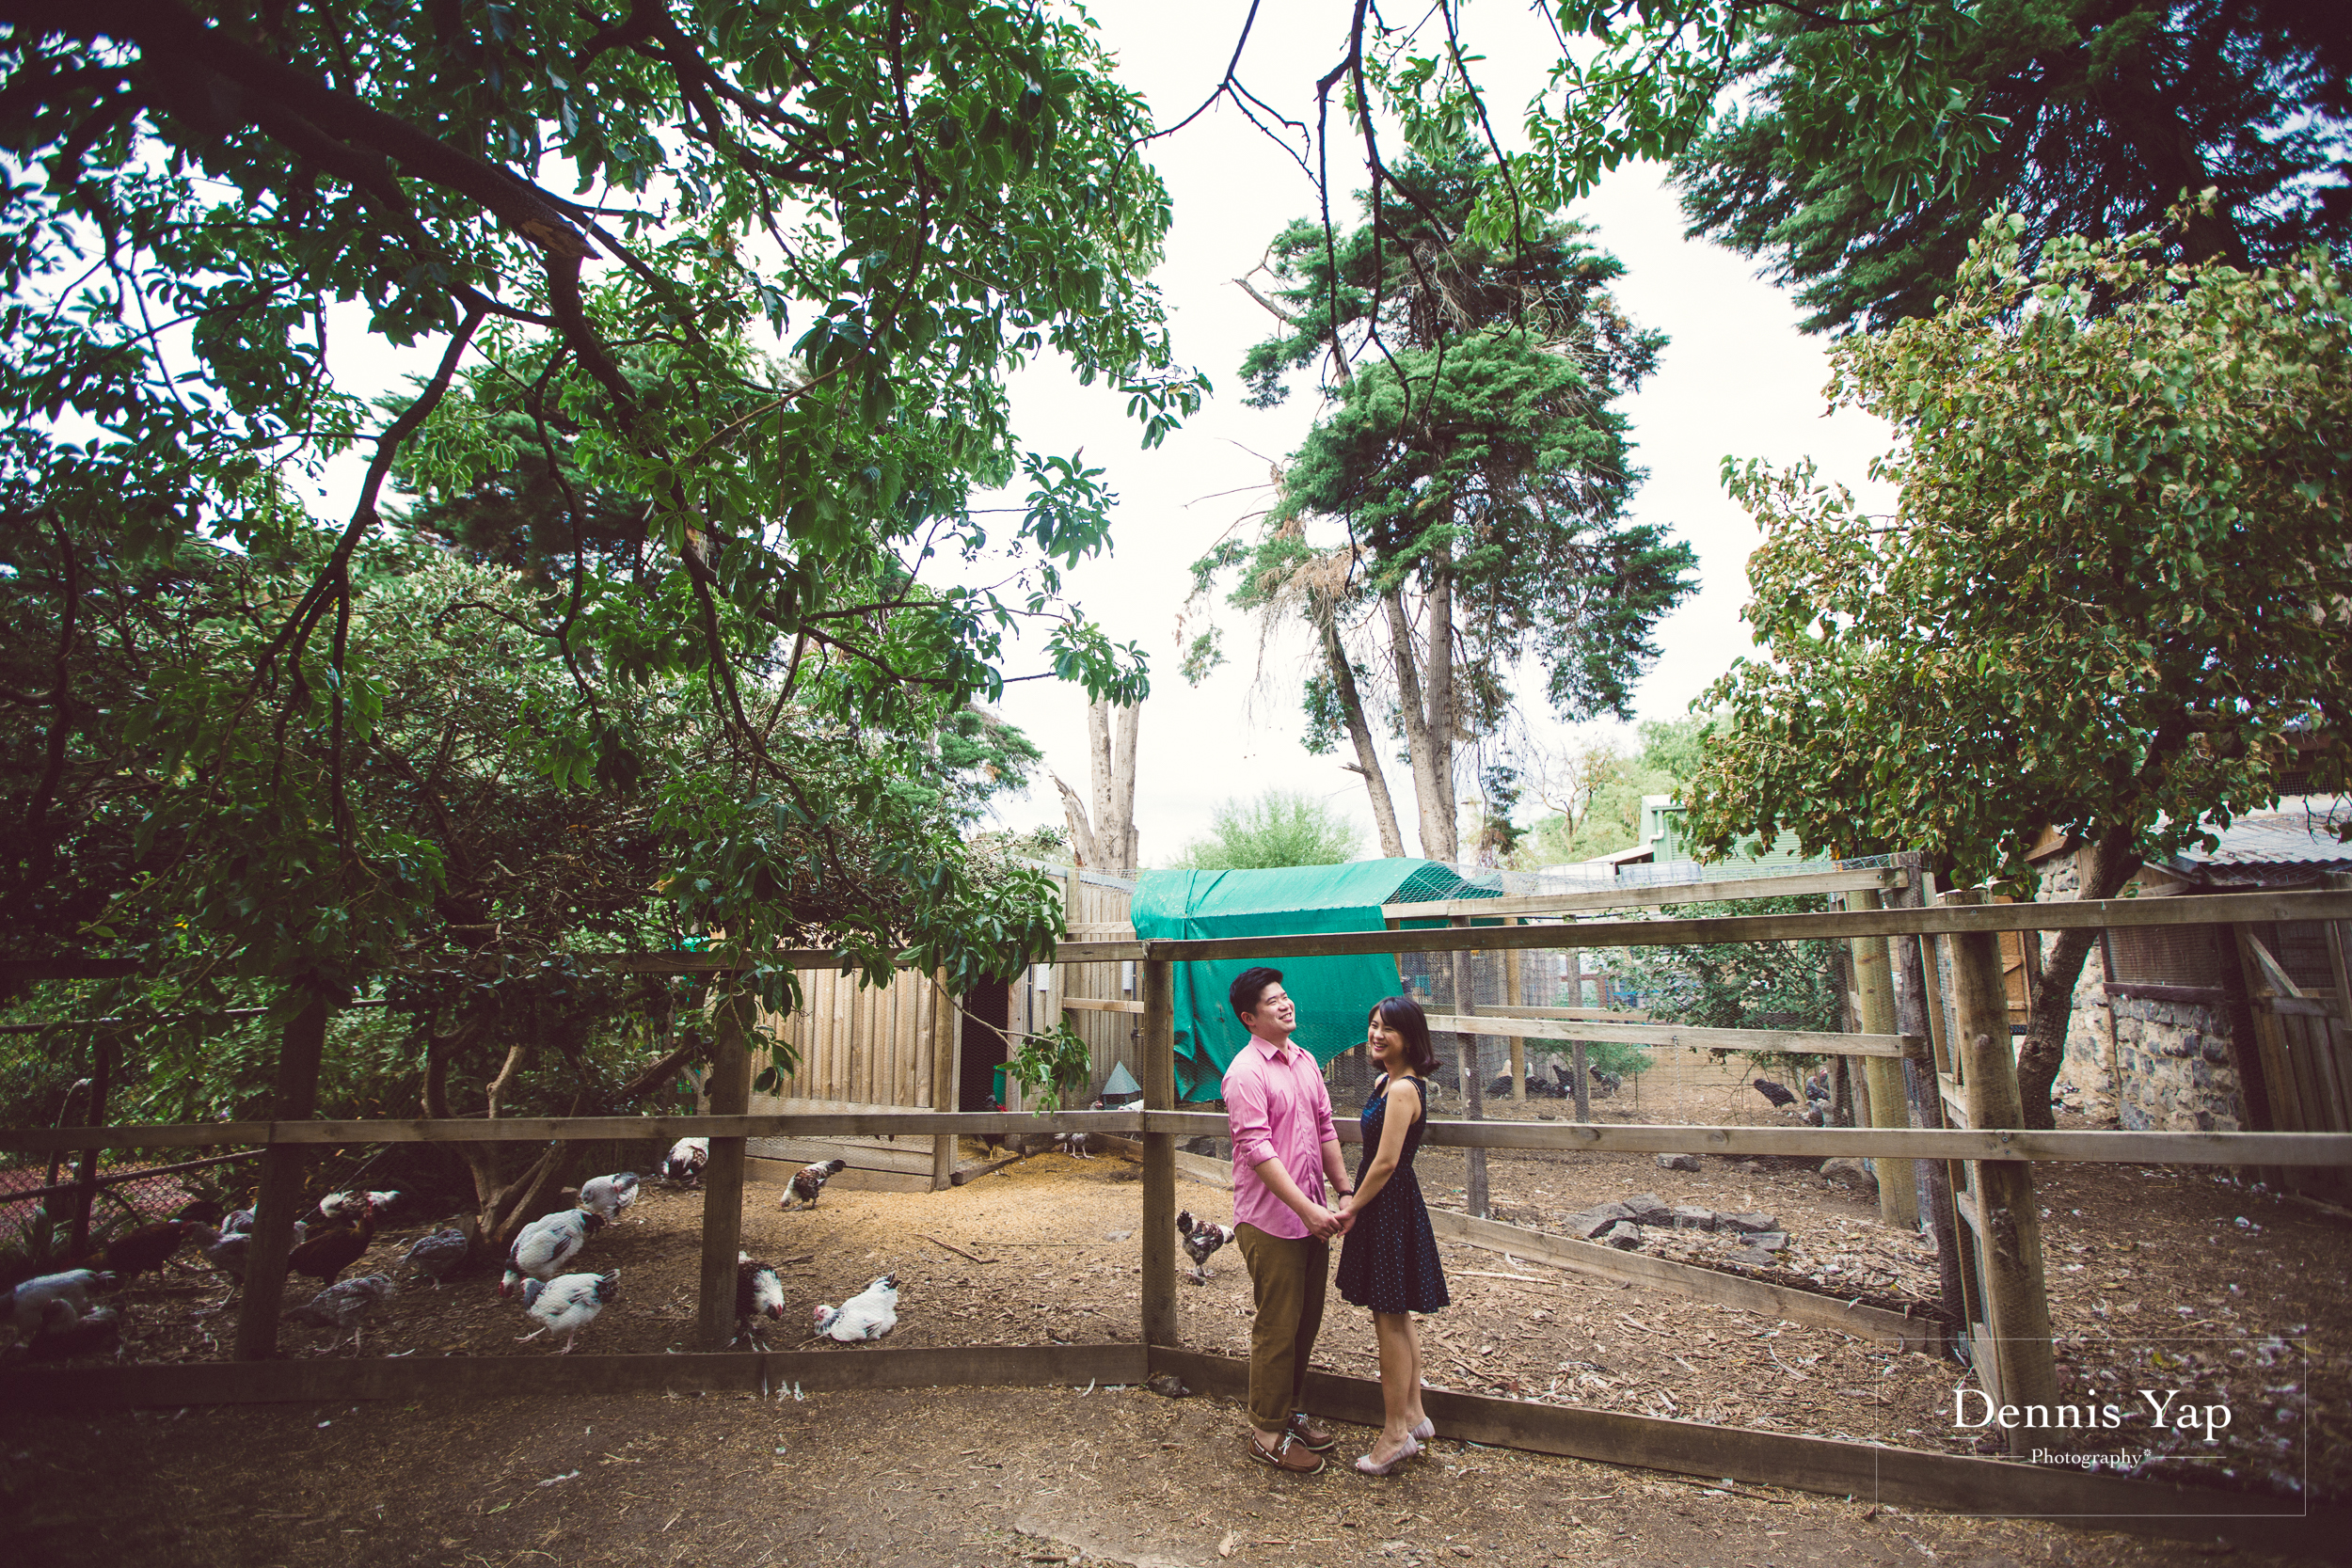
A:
731 863 1139 1191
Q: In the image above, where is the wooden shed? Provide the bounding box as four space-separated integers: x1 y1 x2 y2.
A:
734 863 1139 1192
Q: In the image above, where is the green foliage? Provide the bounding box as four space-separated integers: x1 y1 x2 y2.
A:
1177 791 1362 871
1003 1018 1092 1113
1673 1 2352 335
2 1 1203 991
1602 896 1842 1068
1522 715 1718 863
1684 217 2352 891
1192 146 1695 859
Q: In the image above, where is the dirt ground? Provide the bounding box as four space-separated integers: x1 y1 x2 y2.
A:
5 1053 2345 1565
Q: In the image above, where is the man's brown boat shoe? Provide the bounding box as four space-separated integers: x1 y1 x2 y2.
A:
1248 1432 1326 1473
1286 1413 1337 1451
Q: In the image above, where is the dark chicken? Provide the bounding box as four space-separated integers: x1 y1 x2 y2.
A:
1752 1077 1799 1110
93 1219 210 1284
288 1200 378 1286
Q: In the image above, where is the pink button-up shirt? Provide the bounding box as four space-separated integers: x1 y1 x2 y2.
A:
1222 1034 1340 1240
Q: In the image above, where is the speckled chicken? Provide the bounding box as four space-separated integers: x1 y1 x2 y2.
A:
735 1252 786 1348
579 1171 641 1223
319 1189 402 1222
779 1158 846 1211
517 1271 618 1354
202 1221 308 1288
402 1227 471 1287
1176 1210 1234 1284
283 1274 396 1354
501 1209 602 1296
812 1274 898 1342
660 1137 709 1186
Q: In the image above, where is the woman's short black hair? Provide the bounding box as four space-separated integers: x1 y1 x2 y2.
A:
1229 966 1285 1023
1370 994 1438 1076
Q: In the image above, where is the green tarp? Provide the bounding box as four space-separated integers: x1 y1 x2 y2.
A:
1130 861 1499 1101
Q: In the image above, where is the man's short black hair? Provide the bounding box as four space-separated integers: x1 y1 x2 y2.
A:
1229 966 1285 1023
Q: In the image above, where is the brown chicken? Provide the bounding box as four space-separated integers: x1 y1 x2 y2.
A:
288 1202 378 1286
94 1219 210 1284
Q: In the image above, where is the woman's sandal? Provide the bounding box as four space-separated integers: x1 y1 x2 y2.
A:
1354 1433 1422 1476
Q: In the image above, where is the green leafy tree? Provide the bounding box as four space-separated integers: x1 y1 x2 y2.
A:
1673 1 2352 335
1176 791 1362 872
1 2 1199 1077
1189 148 1696 863
1682 214 2352 1128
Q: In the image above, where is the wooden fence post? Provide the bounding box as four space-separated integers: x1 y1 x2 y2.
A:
235 986 330 1361
66 1032 113 1259
1139 956 1178 1348
1849 889 1919 1230
1502 921 1526 1101
1445 917 1493 1218
697 982 755 1350
927 971 957 1191
1947 893 2058 1444
1891 854 1963 1353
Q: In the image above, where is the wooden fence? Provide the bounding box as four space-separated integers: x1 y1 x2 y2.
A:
7 883 2352 1544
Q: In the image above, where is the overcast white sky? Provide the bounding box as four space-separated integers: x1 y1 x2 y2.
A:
967 2 1898 863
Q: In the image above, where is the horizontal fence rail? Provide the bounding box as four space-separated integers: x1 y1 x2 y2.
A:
1380 864 1909 921
7 1109 2349 1166
1422 1011 1915 1059
22 891 2343 985
1054 887 2352 965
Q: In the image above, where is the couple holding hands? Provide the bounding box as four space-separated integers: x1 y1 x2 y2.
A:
1220 966 1450 1477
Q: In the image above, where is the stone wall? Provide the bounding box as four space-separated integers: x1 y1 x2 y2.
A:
2033 846 2245 1131
2106 993 2245 1132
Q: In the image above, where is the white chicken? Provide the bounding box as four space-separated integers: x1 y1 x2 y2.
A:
517 1271 619 1354
3 1269 116 1338
579 1171 641 1223
812 1274 898 1342
501 1209 603 1297
660 1137 709 1186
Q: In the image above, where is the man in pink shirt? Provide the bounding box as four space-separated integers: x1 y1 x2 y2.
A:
1222 966 1354 1473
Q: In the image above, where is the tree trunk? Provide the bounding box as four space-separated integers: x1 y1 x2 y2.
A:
2014 824 2141 1131
1382 584 1457 863
1087 697 1115 847
1109 700 1141 869
1423 562 1458 863
1320 612 1406 858
1054 773 1102 867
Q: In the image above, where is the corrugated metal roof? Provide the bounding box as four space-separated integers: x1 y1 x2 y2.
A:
2169 797 2352 871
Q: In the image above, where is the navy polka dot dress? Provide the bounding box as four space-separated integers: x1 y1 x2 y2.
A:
1335 1074 1450 1314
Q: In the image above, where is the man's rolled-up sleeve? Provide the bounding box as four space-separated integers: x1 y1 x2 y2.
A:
1226 1059 1276 1169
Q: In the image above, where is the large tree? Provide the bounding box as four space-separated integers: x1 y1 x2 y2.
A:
1189 149 1696 864
1674 0 2352 335
1 3 1195 1046
1682 214 2352 1128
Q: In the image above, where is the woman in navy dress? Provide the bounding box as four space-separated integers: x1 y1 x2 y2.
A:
1335 994 1450 1474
